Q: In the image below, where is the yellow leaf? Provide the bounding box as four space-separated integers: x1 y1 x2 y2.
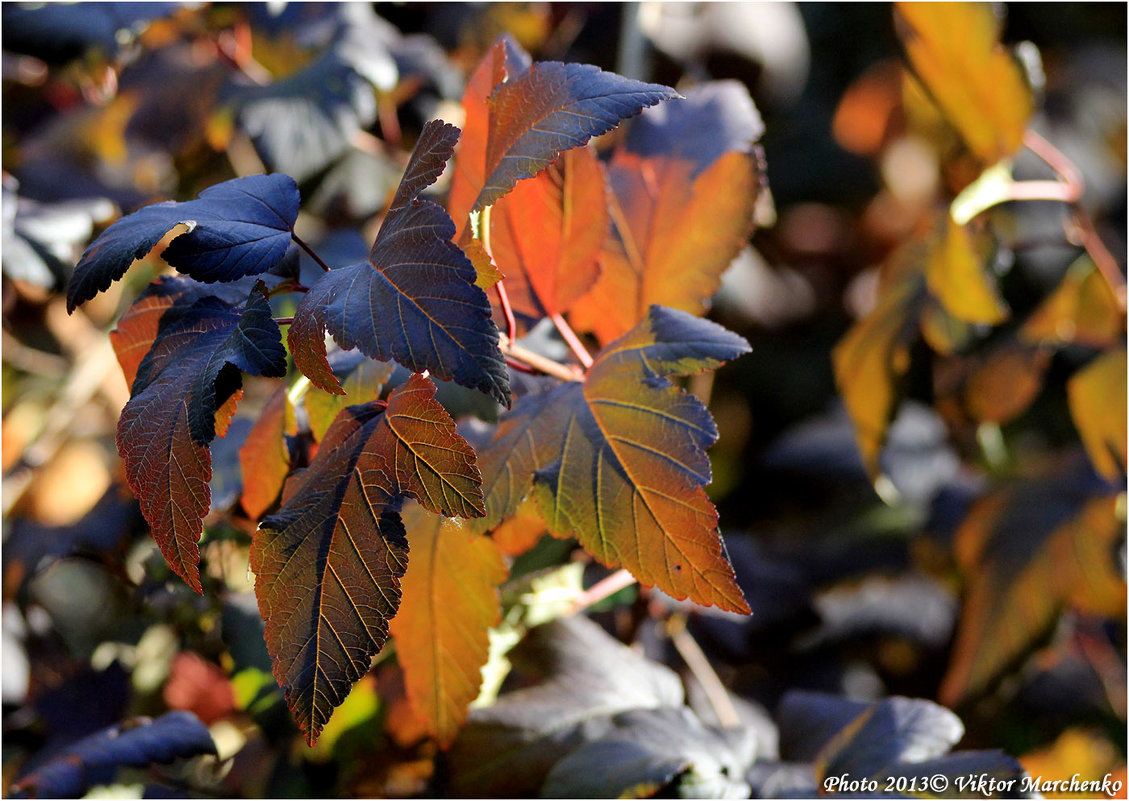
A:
896 2 1033 165
926 216 1008 325
1022 729 1126 800
1068 348 1127 481
464 236 503 290
1022 257 1125 348
390 504 507 749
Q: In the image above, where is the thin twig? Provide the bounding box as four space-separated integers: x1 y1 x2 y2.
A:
499 333 582 383
291 233 332 272
495 282 519 344
1071 210 1127 312
272 316 294 326
550 313 593 369
667 614 741 728
505 356 539 375
1023 129 1084 192
567 568 638 614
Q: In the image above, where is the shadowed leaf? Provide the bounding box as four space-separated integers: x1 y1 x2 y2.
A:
475 306 750 612
67 174 300 312
10 711 216 799
389 504 506 748
895 2 1032 164
239 386 298 520
289 120 510 406
305 350 395 442
118 284 286 592
941 483 1125 706
1021 257 1124 348
570 83 761 344
250 373 483 743
964 343 1051 424
487 145 608 322
1068 349 1127 481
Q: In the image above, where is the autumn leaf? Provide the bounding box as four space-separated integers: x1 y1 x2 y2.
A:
289 120 510 406
895 2 1033 165
963 343 1051 424
118 283 287 592
239 386 298 520
569 82 761 344
445 35 676 220
305 350 395 442
110 276 213 389
67 174 300 312
389 503 507 748
1021 257 1125 348
448 35 532 240
474 306 751 613
487 145 608 322
1068 348 1127 481
926 216 1007 325
940 484 1125 706
250 373 484 743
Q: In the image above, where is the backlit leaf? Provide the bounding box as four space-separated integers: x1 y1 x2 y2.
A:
289 120 510 406
448 35 532 240
389 503 506 748
10 711 216 800
250 373 484 743
67 174 300 312
926 216 1007 325
475 306 751 613
305 350 395 442
118 283 287 592
570 83 761 344
1067 349 1127 481
895 2 1032 165
940 485 1124 706
487 145 608 321
110 276 213 389
1021 257 1125 348
964 343 1051 424
239 386 298 520
832 273 925 478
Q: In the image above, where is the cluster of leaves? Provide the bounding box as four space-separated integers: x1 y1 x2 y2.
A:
59 22 764 748
3 3 1125 798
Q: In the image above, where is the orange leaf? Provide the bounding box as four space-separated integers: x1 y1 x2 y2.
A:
964 343 1051 424
491 496 547 557
570 150 756 345
941 489 1125 706
390 504 507 749
239 386 297 519
895 2 1032 165
488 146 607 320
1068 348 1127 481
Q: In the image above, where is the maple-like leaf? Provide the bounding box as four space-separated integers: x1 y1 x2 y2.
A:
475 306 751 613
389 503 507 748
118 283 287 592
250 373 484 743
239 386 298 520
487 145 608 322
67 174 300 312
289 120 510 406
940 484 1124 706
895 2 1032 165
569 82 761 344
445 35 676 219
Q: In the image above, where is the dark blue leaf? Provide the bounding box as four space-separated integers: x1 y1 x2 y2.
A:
475 62 678 209
290 120 510 406
11 711 215 799
66 174 299 312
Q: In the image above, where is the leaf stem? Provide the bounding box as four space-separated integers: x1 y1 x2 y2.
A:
499 333 582 383
478 205 520 343
272 316 294 326
667 613 741 728
550 313 593 369
567 568 638 614
291 232 332 272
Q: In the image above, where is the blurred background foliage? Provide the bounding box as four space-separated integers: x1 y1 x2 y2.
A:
2 2 1125 798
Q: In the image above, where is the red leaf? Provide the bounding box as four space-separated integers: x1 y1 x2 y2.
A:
117 284 286 592
250 374 484 743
